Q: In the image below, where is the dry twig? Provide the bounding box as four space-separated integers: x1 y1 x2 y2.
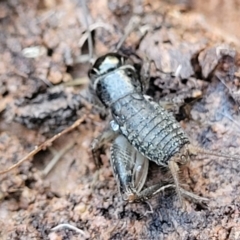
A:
51 223 89 238
0 115 86 175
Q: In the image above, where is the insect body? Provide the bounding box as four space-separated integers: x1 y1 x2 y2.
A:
89 52 238 204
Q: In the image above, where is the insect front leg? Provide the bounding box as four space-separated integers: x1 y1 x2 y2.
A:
91 120 119 168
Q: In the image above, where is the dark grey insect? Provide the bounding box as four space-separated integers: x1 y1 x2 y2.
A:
89 52 238 204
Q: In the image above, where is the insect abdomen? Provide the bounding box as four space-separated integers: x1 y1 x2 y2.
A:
111 93 190 165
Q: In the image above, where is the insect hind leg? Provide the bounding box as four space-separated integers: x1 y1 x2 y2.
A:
168 160 183 206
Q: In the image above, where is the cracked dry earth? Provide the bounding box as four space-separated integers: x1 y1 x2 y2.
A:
0 0 240 239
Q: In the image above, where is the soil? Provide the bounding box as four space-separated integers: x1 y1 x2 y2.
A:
0 0 240 239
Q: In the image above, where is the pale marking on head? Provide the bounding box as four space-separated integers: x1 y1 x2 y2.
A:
103 55 120 65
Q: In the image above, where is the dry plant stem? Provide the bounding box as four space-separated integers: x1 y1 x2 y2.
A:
0 115 87 175
63 76 89 86
51 223 87 237
220 112 240 131
78 23 113 48
42 141 76 177
48 147 58 156
81 0 93 62
115 16 141 51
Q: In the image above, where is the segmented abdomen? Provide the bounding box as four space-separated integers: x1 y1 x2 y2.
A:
111 93 190 166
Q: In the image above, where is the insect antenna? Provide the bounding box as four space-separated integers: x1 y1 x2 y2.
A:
189 145 240 161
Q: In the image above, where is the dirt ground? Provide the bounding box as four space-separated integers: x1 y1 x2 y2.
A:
1 0 240 239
